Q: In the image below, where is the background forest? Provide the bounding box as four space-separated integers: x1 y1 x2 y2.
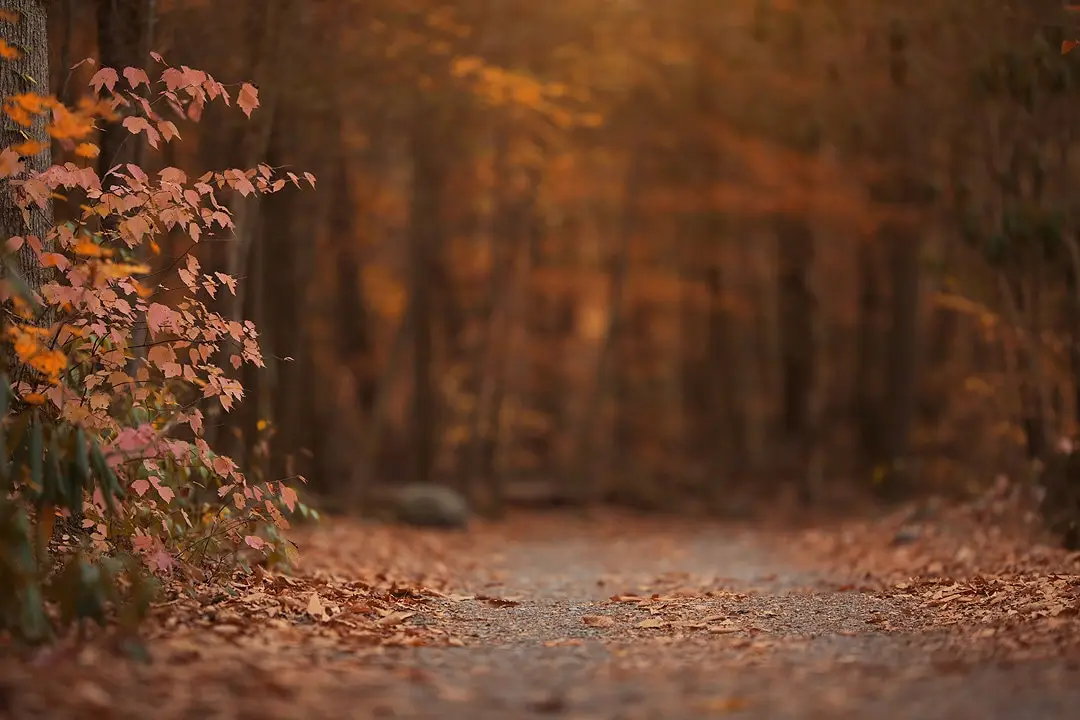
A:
39 0 1080 528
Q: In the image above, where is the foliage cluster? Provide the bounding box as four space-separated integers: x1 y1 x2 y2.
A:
1 37 312 643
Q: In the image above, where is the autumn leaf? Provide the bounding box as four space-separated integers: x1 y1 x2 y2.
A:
150 550 175 573
74 142 100 158
38 252 71 271
11 139 44 157
89 67 119 94
1064 40 1080 55
376 610 416 627
451 56 484 77
122 116 161 148
0 39 18 60
279 484 299 512
581 615 615 628
0 148 24 178
123 66 150 89
237 82 259 118
157 120 180 142
145 303 172 334
73 239 111 258
305 593 328 620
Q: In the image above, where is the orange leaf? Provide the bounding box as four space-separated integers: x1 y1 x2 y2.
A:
237 83 259 118
38 252 71 271
74 240 111 258
11 139 44 157
1063 40 1079 55
74 142 100 158
0 39 20 60
0 148 24 178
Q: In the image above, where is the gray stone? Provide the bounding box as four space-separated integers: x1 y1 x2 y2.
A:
392 483 471 529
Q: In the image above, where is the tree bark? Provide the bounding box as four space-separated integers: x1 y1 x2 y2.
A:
406 100 443 487
568 150 636 506
881 220 921 499
775 214 821 504
1 0 53 363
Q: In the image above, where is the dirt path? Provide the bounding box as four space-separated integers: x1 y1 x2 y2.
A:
358 515 1080 719
3 510 1080 719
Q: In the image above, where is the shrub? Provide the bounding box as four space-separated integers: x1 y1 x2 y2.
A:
0 50 311 644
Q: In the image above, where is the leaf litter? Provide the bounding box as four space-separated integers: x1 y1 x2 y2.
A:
2 507 1080 718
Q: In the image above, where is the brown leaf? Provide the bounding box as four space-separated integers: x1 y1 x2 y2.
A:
581 615 616 628
477 594 522 607
305 593 328 621
708 623 741 634
376 610 416 627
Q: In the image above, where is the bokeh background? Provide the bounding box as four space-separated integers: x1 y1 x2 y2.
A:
55 0 1080 520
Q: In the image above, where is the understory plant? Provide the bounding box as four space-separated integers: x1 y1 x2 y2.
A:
1 45 313 643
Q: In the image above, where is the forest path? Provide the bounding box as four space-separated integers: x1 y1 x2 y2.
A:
309 511 1080 719
4 510 1080 719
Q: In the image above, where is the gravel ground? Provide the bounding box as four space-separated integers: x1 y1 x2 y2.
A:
3 512 1079 719
347 517 1080 719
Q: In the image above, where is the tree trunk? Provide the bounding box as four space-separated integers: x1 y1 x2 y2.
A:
95 0 153 185
202 0 286 453
1 0 52 362
406 102 443 487
458 129 513 504
96 0 156 381
854 237 885 469
568 151 636 506
881 220 921 499
774 214 821 504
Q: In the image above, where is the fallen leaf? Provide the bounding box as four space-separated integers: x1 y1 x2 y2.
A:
478 595 521 607
306 593 328 621
582 615 616 628
377 610 416 627
708 623 740 634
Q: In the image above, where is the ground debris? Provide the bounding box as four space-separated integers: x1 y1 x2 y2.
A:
3 509 1080 719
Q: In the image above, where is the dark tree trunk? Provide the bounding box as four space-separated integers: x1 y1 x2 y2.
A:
775 214 820 504
1 0 53 355
95 0 153 186
854 238 885 468
881 221 922 499
406 102 443 487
